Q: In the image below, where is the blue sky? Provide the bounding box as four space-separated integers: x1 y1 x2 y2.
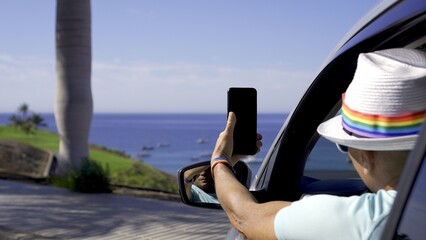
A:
0 1 378 113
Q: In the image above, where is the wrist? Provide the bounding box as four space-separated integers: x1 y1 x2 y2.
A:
211 157 234 179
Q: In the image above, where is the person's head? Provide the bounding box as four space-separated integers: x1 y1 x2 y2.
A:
192 168 214 193
318 48 426 191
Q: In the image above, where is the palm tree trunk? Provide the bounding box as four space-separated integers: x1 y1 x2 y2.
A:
54 0 93 175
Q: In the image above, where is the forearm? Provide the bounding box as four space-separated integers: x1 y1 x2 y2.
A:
184 165 208 180
215 163 258 206
214 163 291 239
184 182 192 200
211 112 289 239
214 163 257 236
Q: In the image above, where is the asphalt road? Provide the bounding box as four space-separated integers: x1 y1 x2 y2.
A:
0 179 230 240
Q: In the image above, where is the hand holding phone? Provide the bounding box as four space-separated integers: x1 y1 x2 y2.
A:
227 87 257 155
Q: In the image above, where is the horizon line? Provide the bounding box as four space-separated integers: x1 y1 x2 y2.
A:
0 111 288 115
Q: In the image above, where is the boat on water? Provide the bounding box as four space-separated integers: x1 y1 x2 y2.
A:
242 155 262 163
157 142 170 148
196 138 208 144
141 145 155 151
137 151 151 158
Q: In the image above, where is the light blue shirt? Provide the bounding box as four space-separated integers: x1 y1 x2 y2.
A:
191 184 219 204
274 189 397 240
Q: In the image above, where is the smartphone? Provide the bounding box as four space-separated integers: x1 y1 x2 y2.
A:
227 87 257 155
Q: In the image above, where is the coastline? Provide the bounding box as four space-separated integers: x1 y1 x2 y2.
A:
1 113 286 175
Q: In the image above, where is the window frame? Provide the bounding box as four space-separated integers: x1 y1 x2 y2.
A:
381 119 426 239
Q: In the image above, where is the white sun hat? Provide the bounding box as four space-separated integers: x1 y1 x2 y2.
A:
317 48 426 151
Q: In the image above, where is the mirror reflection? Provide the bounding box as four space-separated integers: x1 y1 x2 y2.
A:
183 165 219 204
179 161 251 206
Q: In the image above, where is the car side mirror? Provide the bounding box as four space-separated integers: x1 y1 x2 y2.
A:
177 160 252 209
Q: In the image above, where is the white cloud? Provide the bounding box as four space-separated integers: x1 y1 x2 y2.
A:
0 54 55 112
92 60 314 113
0 54 314 113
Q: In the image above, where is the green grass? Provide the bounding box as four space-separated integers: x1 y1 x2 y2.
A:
0 125 178 193
0 125 59 151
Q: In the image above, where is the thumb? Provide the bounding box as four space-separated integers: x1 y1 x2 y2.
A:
225 112 236 134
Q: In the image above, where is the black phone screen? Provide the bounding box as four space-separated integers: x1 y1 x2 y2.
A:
227 87 257 155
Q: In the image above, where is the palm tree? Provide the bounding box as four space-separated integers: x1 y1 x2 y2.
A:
54 0 93 175
30 114 47 131
18 103 29 117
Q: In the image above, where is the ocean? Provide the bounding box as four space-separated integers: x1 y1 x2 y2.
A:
0 113 353 175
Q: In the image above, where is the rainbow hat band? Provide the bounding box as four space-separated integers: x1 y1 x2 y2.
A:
341 93 426 138
318 48 426 151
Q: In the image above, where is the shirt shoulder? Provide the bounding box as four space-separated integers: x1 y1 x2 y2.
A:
274 190 396 240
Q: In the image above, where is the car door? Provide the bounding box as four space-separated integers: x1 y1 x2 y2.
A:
381 115 426 239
